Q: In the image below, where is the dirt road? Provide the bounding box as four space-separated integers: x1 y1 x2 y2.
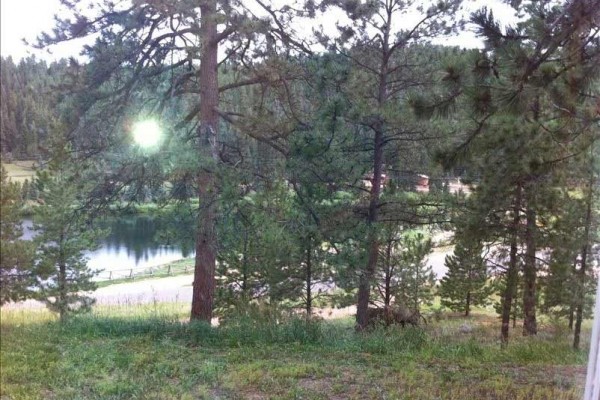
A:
4 247 452 309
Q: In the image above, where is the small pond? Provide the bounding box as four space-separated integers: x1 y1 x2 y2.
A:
22 216 195 280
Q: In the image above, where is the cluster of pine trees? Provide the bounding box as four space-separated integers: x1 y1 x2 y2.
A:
0 0 598 347
0 57 69 159
429 2 600 348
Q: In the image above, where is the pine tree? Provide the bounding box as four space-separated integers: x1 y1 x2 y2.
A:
439 237 492 316
0 167 34 304
37 0 316 323
374 223 404 308
30 137 105 322
573 143 599 349
415 0 600 344
319 0 462 330
396 233 436 312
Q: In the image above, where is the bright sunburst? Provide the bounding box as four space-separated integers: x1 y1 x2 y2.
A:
132 120 161 148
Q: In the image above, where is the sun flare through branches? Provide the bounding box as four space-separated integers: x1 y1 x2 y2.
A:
132 120 161 148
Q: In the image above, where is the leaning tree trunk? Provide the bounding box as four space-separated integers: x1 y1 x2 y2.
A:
501 184 522 346
191 0 220 322
522 205 538 336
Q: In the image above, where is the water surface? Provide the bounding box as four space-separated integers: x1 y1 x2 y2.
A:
22 216 195 280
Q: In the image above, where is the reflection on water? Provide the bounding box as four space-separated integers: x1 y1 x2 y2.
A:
22 216 195 275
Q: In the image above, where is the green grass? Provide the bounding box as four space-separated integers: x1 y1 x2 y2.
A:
107 199 200 215
2 160 37 183
0 304 591 400
96 259 195 288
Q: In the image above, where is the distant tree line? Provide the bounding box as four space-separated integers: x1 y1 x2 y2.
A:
0 57 70 160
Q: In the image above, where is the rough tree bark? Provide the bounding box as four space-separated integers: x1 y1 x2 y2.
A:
501 184 522 346
384 241 393 307
522 204 538 336
465 291 471 317
191 0 220 322
58 262 67 323
356 128 384 330
574 161 594 349
306 241 312 317
355 10 390 329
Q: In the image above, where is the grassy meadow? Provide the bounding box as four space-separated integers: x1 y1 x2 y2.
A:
2 160 37 183
0 302 591 400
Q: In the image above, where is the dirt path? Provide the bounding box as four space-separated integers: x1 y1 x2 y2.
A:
4 246 452 310
3 274 195 309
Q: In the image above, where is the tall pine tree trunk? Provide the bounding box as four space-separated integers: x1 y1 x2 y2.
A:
191 0 219 322
354 5 391 331
465 291 471 317
58 262 67 323
568 304 575 330
384 241 392 307
356 128 384 330
502 184 522 346
522 205 537 335
574 242 589 349
574 159 594 349
305 242 312 317
58 233 67 323
569 256 578 330
241 231 248 294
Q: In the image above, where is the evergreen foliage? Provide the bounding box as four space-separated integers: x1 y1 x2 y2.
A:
0 57 67 158
0 167 34 304
373 227 436 312
30 137 105 322
393 232 436 312
413 0 600 344
439 236 492 316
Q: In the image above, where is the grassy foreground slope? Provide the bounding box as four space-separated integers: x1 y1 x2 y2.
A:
0 303 590 400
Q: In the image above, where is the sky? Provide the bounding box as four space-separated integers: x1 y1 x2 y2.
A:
1 0 66 61
0 0 520 62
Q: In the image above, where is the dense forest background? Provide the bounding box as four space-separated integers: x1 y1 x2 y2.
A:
0 57 67 159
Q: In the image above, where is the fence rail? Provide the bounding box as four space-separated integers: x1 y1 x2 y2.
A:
95 263 192 282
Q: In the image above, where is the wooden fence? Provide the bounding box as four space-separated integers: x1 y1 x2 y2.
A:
95 264 192 282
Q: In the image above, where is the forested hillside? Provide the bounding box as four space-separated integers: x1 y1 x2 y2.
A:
0 57 70 159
